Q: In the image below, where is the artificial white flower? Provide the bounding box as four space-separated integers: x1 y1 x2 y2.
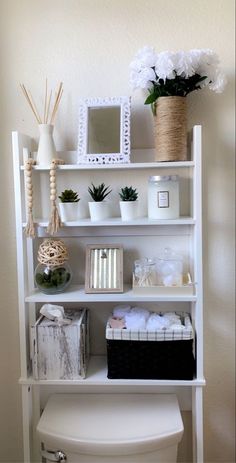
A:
209 70 227 93
195 49 220 77
129 46 226 101
155 51 175 80
130 67 156 89
188 49 202 70
174 51 196 78
134 46 157 68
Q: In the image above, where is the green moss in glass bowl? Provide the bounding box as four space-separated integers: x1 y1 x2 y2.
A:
34 263 72 294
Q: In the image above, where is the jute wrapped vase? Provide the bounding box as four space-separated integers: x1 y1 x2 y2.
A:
154 96 187 162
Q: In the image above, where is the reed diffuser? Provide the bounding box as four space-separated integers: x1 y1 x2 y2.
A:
20 80 63 165
21 80 65 237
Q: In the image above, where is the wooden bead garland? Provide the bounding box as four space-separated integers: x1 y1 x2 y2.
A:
24 158 37 238
47 158 65 235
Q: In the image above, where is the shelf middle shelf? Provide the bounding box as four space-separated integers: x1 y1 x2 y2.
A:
25 284 197 303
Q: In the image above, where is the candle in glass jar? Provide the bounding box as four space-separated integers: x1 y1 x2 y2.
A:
148 175 180 219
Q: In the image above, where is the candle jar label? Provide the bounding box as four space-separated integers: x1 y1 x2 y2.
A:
158 191 169 208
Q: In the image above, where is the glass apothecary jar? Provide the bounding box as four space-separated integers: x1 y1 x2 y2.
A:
134 258 157 286
156 248 183 286
148 175 180 219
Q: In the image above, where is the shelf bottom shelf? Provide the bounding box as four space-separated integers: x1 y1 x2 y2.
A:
19 356 206 386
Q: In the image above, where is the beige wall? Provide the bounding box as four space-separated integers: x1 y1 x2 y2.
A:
0 1 235 462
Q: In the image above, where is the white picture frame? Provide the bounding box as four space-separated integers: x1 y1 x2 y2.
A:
85 244 123 293
77 96 131 164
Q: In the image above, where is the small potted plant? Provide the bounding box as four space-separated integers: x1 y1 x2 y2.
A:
58 189 88 221
88 183 112 221
119 186 139 221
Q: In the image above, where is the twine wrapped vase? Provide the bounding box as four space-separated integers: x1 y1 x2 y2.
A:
154 96 187 162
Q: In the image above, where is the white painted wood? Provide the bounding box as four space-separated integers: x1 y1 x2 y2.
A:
192 387 204 463
193 126 204 381
32 309 88 380
21 385 33 462
22 216 196 228
13 126 205 462
12 132 32 378
19 355 206 387
25 284 197 303
32 386 41 463
20 158 195 170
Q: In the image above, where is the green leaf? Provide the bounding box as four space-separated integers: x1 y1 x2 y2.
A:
144 92 159 105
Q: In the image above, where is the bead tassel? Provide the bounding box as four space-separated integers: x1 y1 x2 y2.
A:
47 159 65 235
24 158 36 238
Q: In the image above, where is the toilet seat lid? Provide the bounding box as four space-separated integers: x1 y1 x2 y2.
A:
37 393 183 456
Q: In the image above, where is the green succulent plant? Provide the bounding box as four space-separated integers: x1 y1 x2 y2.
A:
88 183 112 202
58 189 80 203
119 186 138 202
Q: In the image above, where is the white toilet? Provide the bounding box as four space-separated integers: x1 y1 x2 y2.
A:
37 393 184 462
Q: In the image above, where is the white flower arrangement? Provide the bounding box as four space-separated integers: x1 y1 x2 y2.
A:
130 47 226 113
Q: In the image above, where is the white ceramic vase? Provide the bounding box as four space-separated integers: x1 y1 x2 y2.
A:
37 124 56 165
120 201 139 221
89 201 111 221
59 201 89 222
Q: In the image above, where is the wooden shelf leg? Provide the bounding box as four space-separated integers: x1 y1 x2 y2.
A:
192 386 204 462
22 385 32 463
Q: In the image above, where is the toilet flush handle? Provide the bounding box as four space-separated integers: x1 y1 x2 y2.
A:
41 449 67 462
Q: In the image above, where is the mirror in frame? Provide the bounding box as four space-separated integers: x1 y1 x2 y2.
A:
77 96 131 165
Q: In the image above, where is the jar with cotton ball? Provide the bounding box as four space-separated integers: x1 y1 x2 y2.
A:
156 248 183 286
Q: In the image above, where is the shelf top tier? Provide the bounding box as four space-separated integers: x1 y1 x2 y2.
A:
15 125 201 169
20 159 195 171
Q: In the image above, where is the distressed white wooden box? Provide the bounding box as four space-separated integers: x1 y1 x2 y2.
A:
31 308 89 380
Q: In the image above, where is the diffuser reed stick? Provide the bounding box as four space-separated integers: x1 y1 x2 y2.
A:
20 80 63 125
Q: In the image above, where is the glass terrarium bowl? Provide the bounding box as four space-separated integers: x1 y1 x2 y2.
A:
34 263 72 294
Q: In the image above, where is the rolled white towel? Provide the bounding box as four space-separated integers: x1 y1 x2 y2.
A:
113 305 131 319
146 313 167 330
131 306 150 321
124 312 146 330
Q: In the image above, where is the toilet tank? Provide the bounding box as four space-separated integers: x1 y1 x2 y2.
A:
37 393 184 462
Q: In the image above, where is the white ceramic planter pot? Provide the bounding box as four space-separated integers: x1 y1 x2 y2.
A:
89 201 111 221
120 201 139 221
59 201 89 222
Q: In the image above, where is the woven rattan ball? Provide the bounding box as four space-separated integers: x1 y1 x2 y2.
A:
37 239 69 267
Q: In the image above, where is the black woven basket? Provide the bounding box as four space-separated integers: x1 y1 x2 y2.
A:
107 339 195 380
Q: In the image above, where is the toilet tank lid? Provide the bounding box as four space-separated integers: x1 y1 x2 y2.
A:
37 394 184 456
